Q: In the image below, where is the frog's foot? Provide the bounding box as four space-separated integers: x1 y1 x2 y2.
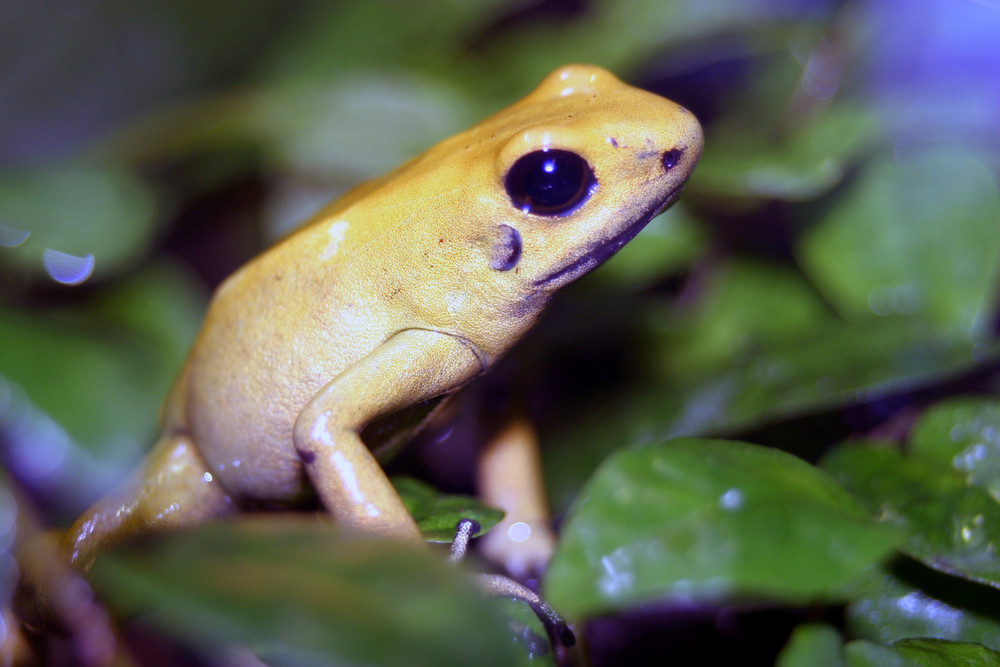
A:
14 530 117 666
63 433 235 571
476 414 557 582
479 516 556 583
450 519 575 648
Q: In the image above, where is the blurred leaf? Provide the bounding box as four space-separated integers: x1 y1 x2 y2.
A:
545 438 900 618
0 1 282 165
543 260 991 512
258 75 473 177
495 597 557 666
777 624 847 667
665 318 984 431
475 0 818 90
654 260 835 377
253 74 476 239
91 518 521 667
0 263 204 509
798 147 1000 337
892 638 1000 666
591 206 708 289
909 398 1000 503
0 165 158 282
846 639 1000 667
0 475 17 609
392 476 503 543
822 441 1000 588
257 0 515 84
847 570 1000 650
696 105 880 200
543 260 837 507
105 72 478 239
846 639 920 667
845 639 1000 667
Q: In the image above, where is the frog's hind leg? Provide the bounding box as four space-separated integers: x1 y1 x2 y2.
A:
61 432 236 570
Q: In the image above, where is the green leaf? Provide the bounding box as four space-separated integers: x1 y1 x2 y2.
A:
845 639 1000 667
0 165 159 282
909 398 1000 503
0 476 18 608
0 263 204 504
392 476 503 543
846 640 920 667
258 1 512 84
590 206 708 289
655 260 835 378
695 105 880 200
777 624 847 667
545 438 900 618
252 73 475 181
798 147 1000 337
846 570 1000 651
90 518 521 667
495 597 557 667
473 0 814 93
541 261 989 512
893 638 1000 667
822 442 1000 588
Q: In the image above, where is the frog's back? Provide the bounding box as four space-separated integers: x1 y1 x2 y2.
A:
179 213 404 502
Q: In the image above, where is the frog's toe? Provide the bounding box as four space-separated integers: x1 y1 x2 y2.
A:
479 573 575 648
449 518 574 648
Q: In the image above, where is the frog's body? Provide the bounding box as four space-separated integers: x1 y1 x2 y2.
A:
63 64 702 570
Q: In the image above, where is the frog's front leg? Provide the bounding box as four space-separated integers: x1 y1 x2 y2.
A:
293 328 483 540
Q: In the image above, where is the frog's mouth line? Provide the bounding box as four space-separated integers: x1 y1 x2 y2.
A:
533 183 685 288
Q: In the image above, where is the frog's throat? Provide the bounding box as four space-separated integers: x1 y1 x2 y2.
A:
532 182 685 288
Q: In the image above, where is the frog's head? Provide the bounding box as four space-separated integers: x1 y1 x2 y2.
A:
367 64 702 351
478 64 703 294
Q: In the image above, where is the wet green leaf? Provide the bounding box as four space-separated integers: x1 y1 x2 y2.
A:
909 399 1000 503
91 518 521 667
798 147 1000 336
392 476 503 543
822 442 1000 588
777 624 846 667
545 438 900 618
846 570 1000 650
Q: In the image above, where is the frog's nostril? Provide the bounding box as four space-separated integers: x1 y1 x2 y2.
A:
662 148 684 171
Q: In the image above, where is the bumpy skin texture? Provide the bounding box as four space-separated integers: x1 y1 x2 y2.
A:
63 64 703 568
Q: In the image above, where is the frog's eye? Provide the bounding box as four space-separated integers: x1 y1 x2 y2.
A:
505 149 596 217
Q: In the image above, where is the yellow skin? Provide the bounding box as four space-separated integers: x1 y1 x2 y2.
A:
62 64 703 573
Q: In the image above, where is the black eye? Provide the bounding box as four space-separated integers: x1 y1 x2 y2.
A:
505 149 596 217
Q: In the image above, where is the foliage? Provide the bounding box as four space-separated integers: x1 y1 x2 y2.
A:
3 0 1000 664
